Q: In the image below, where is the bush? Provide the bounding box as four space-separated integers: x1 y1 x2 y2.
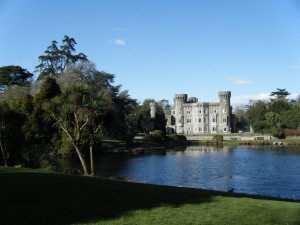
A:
149 130 164 142
168 134 187 141
269 127 285 139
212 135 223 143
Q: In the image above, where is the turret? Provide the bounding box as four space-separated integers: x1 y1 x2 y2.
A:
218 91 232 132
173 94 187 133
218 91 231 105
174 94 187 114
150 101 157 119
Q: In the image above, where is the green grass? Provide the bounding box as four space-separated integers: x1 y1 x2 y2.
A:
1 167 300 225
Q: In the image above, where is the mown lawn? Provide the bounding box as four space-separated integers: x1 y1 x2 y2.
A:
0 167 299 225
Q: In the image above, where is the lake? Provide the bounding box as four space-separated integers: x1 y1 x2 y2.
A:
58 145 300 200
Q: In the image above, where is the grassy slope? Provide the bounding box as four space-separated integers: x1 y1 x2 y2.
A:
0 167 299 225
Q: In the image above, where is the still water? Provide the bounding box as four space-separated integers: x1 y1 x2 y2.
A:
59 146 300 199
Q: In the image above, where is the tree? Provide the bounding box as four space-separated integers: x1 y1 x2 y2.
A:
43 84 107 176
0 65 33 91
270 88 290 100
268 99 290 114
0 102 24 166
59 62 139 144
105 89 138 145
135 99 155 134
245 100 268 126
35 35 87 78
15 77 62 168
281 104 300 129
233 106 249 132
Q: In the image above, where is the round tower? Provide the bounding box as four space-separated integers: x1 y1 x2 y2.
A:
150 101 157 119
218 91 231 107
218 91 231 133
174 94 187 115
173 94 187 133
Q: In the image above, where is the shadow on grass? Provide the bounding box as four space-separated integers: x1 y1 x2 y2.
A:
0 169 213 225
0 167 299 225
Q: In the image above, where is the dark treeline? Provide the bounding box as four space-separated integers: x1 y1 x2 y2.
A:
0 35 166 175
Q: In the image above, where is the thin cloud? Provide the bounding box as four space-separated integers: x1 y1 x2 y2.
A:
114 39 125 46
227 76 252 85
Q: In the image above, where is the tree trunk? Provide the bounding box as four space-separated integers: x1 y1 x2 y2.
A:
0 138 8 167
90 145 94 176
74 145 88 175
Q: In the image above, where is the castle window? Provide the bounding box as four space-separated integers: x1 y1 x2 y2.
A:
212 127 216 131
187 119 191 123
187 111 191 114
204 126 208 132
173 111 175 115
204 116 208 123
204 109 208 114
224 127 227 132
223 109 227 113
199 110 202 114
199 118 202 122
213 118 216 122
223 118 227 123
199 127 202 131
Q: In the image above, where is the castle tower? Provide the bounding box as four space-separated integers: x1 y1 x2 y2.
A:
150 101 157 119
174 94 187 133
218 91 231 133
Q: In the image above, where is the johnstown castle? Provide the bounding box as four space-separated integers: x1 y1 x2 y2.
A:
151 91 234 134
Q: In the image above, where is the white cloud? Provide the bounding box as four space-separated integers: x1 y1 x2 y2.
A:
227 76 252 85
114 39 125 46
231 93 299 107
231 93 270 106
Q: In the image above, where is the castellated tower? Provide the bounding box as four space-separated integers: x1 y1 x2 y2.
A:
150 101 157 119
174 94 187 133
218 91 232 133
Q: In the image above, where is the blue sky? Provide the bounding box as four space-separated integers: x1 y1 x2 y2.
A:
1 0 300 107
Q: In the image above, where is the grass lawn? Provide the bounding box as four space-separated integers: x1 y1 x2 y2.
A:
1 167 299 225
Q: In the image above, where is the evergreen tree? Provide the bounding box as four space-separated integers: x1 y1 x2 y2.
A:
35 35 87 79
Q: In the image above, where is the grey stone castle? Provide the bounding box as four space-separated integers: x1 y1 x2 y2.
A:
151 91 233 134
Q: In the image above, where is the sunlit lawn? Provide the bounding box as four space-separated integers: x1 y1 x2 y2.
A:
0 167 299 225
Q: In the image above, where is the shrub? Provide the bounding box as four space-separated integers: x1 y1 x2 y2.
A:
149 130 164 142
269 127 285 139
212 134 223 143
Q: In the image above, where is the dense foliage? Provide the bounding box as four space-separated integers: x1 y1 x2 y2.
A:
0 65 33 91
0 35 166 174
245 88 300 138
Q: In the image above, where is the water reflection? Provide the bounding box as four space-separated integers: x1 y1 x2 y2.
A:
58 146 300 199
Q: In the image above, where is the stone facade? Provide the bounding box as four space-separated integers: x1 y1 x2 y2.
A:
164 91 232 134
